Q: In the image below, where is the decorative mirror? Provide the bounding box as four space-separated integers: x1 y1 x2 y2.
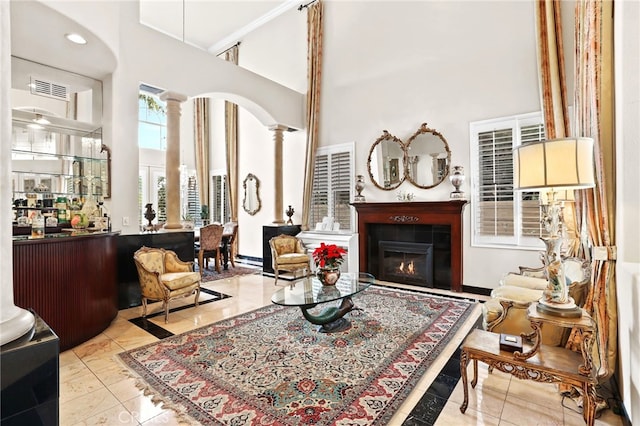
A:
242 173 261 215
367 130 406 190
405 123 451 189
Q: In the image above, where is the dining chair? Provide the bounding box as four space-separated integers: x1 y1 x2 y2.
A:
222 221 238 268
196 223 224 274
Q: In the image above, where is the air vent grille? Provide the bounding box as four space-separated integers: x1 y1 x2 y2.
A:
30 78 70 101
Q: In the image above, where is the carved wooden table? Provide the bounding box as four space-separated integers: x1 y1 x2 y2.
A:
460 304 596 425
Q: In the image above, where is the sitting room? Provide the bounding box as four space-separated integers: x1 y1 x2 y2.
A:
2 0 638 425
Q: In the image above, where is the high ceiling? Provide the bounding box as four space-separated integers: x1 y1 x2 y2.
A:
139 0 300 55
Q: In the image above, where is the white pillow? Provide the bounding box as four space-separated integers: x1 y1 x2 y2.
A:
500 273 548 290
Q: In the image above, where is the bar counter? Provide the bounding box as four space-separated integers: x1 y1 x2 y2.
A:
13 231 119 351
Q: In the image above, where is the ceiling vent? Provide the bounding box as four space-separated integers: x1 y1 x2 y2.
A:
30 77 70 101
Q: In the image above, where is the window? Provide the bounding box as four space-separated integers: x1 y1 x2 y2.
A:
310 143 354 232
138 86 166 151
470 112 545 248
138 166 166 227
184 174 202 225
211 174 230 224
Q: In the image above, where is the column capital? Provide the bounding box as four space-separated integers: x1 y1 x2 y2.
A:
159 91 188 103
268 124 289 132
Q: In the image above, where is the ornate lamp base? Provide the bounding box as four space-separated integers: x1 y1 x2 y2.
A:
536 298 582 318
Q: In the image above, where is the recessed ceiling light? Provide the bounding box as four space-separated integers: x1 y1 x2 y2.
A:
65 33 87 45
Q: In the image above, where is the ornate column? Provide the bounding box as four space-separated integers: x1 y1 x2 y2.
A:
270 125 287 224
0 0 35 345
160 91 187 229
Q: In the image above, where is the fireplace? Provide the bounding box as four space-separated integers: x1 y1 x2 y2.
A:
352 201 467 292
378 241 433 286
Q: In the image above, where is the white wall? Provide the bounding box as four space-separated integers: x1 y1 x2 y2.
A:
214 0 543 279
615 0 640 421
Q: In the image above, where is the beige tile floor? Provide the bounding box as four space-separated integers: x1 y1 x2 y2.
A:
59 272 625 425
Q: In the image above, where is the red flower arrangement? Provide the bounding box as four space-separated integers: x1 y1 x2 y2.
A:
312 243 346 269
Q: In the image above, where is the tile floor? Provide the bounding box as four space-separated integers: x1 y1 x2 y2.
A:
59 271 626 425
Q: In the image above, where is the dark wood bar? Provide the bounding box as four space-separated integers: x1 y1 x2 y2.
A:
13 232 119 351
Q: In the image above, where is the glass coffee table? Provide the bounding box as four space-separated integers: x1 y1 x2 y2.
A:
271 272 374 333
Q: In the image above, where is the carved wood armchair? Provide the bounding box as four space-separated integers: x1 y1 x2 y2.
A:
133 246 201 323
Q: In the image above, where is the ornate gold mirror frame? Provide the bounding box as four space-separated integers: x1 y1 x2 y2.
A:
242 173 261 215
367 130 406 190
405 123 451 189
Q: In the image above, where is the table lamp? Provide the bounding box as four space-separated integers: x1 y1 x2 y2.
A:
513 137 595 316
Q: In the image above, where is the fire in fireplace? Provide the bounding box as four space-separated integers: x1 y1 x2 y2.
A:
378 241 433 286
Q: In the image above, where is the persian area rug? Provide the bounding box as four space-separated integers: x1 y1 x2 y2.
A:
198 265 261 283
118 286 477 425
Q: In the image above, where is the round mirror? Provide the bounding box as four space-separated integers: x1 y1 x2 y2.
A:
405 123 451 189
242 173 261 215
367 130 406 190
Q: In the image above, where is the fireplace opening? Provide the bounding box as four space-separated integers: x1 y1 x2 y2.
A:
378 241 433 287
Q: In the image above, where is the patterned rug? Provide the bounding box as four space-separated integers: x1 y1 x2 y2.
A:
198 265 261 282
118 286 477 425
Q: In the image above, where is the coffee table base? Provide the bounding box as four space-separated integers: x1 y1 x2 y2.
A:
300 297 355 333
318 318 351 333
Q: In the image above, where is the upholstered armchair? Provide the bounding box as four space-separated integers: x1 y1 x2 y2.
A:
482 257 591 346
133 246 201 323
269 234 311 284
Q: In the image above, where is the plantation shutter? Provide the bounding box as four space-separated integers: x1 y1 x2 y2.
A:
310 153 329 227
211 175 229 224
472 113 546 247
519 123 546 238
331 151 351 230
310 144 353 232
187 175 201 226
477 128 515 238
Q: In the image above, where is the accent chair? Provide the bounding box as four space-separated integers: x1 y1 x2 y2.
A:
133 246 201 323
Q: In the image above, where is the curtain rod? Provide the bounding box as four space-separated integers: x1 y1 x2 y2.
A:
298 0 318 11
217 42 241 57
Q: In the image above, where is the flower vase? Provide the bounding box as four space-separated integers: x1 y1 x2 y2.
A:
317 267 341 286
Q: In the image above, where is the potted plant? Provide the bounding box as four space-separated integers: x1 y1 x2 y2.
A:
312 243 346 286
200 205 209 225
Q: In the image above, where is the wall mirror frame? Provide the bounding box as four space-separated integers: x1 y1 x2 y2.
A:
242 173 261 215
367 123 452 191
405 123 451 189
367 130 406 190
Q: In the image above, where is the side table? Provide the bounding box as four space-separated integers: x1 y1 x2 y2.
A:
460 303 597 425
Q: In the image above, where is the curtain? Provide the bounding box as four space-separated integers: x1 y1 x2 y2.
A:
570 0 617 383
225 46 239 223
535 0 617 397
535 0 582 255
536 0 570 140
194 98 209 217
301 0 324 231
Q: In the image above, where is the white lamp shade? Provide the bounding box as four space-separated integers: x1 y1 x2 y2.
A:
513 137 595 191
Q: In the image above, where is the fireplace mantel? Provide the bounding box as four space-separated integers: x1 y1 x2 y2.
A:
352 200 467 292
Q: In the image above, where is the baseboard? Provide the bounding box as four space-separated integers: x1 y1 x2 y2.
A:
461 285 492 296
235 255 262 267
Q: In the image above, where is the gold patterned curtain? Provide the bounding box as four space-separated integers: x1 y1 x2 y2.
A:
535 0 582 255
570 0 617 382
194 98 209 214
536 0 570 139
301 0 323 231
225 45 239 222
535 0 617 389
